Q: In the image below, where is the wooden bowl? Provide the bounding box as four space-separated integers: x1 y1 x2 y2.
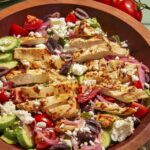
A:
0 0 150 150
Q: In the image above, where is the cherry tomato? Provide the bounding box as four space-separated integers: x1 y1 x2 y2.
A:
116 0 142 21
95 0 113 5
24 15 43 31
130 102 149 118
133 80 142 89
65 13 77 23
9 23 29 36
103 95 116 103
34 114 54 127
0 89 10 103
35 128 58 149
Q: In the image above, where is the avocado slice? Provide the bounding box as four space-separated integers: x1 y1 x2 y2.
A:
0 61 18 69
101 130 111 148
0 115 16 130
0 53 13 62
0 135 17 144
15 125 34 149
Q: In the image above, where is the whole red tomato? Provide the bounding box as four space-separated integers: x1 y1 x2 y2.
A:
95 0 113 5
116 0 142 21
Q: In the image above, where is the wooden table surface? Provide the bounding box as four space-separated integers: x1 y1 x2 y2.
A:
0 0 150 149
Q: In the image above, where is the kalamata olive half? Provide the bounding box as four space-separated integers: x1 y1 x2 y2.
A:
46 38 63 54
49 143 70 150
59 61 72 76
86 119 101 134
77 131 95 144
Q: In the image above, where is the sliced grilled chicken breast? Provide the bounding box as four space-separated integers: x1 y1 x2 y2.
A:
20 37 48 46
6 69 49 86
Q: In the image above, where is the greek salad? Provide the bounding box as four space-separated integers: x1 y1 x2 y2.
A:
0 8 149 150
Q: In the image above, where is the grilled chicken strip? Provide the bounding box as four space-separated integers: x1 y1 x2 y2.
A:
94 101 136 116
96 114 119 128
14 80 78 99
20 37 48 46
6 69 49 86
14 47 50 61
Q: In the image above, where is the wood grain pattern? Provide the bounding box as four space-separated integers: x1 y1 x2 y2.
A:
0 0 150 150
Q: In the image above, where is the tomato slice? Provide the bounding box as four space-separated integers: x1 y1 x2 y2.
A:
0 89 10 104
130 102 149 118
133 80 142 89
9 23 29 36
24 15 43 31
65 13 77 23
34 114 54 127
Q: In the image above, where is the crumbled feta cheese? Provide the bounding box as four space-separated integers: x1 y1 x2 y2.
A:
14 110 34 124
66 130 72 136
33 101 41 107
0 101 16 115
111 117 134 142
35 32 42 38
71 63 87 76
48 18 67 40
145 83 150 89
83 80 96 86
36 122 47 128
131 75 139 81
29 31 35 37
67 22 75 28
121 68 127 73
60 123 65 128
0 80 3 88
121 41 128 48
75 20 81 25
115 56 119 60
36 44 47 49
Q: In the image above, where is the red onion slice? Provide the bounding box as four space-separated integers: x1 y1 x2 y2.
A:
44 12 61 20
138 65 145 89
0 67 10 77
74 8 89 20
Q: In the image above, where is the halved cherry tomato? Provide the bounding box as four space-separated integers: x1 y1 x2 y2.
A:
9 23 29 36
65 13 77 23
103 95 116 103
130 102 149 118
35 128 58 149
133 80 142 89
24 15 43 31
34 114 54 127
0 89 10 104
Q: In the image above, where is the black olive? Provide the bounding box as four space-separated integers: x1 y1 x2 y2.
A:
59 61 72 76
46 38 63 54
77 131 95 144
49 143 70 150
133 117 141 127
86 119 101 134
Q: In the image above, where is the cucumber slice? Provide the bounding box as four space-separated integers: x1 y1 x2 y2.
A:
15 125 34 149
0 53 12 62
77 75 84 85
0 135 17 145
4 128 17 140
0 115 16 130
101 130 111 148
0 36 20 53
0 61 18 69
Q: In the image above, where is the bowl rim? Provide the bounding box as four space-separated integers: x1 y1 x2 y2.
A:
0 0 150 150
